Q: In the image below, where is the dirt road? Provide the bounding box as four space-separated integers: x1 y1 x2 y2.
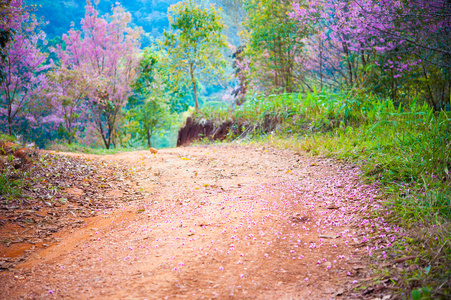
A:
1 144 392 299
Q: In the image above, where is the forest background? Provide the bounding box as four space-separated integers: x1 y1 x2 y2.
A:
0 0 246 149
1 0 449 150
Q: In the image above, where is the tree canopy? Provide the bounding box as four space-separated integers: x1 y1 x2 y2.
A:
55 3 142 149
162 0 228 110
127 48 180 148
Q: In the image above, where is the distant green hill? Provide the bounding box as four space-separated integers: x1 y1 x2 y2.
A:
27 0 242 48
26 0 180 47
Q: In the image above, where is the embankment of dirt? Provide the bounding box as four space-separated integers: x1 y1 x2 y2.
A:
177 114 288 146
177 117 246 146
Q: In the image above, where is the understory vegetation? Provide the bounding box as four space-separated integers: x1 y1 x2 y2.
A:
194 89 451 298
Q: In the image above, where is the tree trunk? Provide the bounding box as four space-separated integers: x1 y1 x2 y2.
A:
189 65 199 110
449 74 451 108
422 66 437 110
102 135 109 149
98 121 110 149
147 129 151 148
107 125 112 150
193 80 199 110
67 118 73 145
8 119 12 136
391 67 396 101
343 43 353 86
319 38 323 92
7 97 12 136
104 135 110 149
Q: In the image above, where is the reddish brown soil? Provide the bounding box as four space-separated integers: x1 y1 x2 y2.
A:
0 145 392 299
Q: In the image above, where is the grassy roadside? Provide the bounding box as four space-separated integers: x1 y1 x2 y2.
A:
46 143 147 155
248 134 450 299
0 135 27 198
196 90 451 298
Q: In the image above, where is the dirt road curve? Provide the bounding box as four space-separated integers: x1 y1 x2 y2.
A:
1 145 389 299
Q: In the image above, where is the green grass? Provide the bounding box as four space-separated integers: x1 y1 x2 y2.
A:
195 89 451 298
0 134 18 143
0 134 24 198
0 172 24 197
47 142 147 155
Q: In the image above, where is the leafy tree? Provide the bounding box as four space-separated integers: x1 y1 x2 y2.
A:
127 48 179 148
243 0 310 94
46 68 89 144
56 3 142 149
0 1 19 60
289 0 451 109
128 98 174 148
162 0 227 110
231 45 248 104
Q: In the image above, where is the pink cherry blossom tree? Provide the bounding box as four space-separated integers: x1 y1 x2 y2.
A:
46 67 90 144
56 2 141 149
0 0 52 136
289 0 450 107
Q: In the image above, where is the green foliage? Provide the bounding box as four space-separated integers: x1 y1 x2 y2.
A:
412 287 432 300
126 47 180 148
0 133 25 197
41 36 64 65
162 0 227 110
46 68 88 144
243 0 309 93
0 134 17 143
362 53 451 111
0 171 23 197
126 99 174 148
196 101 234 124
